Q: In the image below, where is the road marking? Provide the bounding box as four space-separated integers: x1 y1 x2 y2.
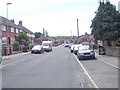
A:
1 55 34 68
73 54 99 88
1 59 25 68
98 58 119 69
80 83 84 88
95 52 119 69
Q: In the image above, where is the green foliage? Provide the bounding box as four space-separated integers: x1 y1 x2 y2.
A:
16 32 29 45
15 32 30 51
35 32 42 38
91 1 120 41
13 41 19 51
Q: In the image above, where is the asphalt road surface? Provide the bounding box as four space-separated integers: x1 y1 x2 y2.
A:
2 46 118 88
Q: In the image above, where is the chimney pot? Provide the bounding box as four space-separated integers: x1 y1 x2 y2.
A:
19 21 22 26
11 19 14 23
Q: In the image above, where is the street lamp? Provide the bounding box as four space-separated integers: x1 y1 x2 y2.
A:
6 2 12 55
7 3 12 19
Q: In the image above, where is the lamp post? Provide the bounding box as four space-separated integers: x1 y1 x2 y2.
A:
77 18 79 44
6 3 12 55
77 18 79 37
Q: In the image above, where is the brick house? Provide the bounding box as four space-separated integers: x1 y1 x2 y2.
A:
0 16 35 55
17 21 35 46
79 32 91 43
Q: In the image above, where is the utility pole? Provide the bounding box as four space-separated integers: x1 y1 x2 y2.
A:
77 18 79 37
70 31 72 37
43 28 45 36
6 3 12 55
70 31 72 43
76 18 80 44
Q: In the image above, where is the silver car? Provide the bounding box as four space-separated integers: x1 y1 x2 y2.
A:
77 45 95 60
70 44 75 53
31 45 44 54
73 44 82 55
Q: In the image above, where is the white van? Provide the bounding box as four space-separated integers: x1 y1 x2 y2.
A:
42 41 52 52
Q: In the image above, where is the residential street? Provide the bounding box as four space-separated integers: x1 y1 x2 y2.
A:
1 46 119 88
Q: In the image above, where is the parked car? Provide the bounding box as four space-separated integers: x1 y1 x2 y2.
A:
64 43 70 47
31 45 44 54
81 42 91 46
70 44 75 53
77 45 95 60
73 44 82 55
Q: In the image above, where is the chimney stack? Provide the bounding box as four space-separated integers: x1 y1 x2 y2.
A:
18 21 22 26
11 19 14 23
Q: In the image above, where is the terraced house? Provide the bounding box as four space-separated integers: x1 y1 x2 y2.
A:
0 16 35 55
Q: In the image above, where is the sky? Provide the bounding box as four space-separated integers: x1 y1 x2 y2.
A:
0 0 119 36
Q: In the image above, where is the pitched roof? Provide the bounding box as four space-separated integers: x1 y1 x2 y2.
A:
18 25 33 34
0 16 18 28
0 16 34 34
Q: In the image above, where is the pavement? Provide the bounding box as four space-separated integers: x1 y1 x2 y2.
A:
2 52 31 60
1 46 59 61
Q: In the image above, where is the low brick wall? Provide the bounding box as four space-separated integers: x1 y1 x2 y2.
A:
104 46 120 57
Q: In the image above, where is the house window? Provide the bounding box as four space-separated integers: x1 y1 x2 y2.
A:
20 30 23 32
2 37 7 44
11 27 14 32
10 37 15 44
16 28 19 33
2 25 6 31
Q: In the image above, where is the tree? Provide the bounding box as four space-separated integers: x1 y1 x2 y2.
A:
16 32 30 51
16 32 29 45
91 1 120 41
13 41 19 51
35 32 42 38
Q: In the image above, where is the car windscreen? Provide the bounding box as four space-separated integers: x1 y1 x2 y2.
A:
33 46 41 49
43 43 50 46
79 46 89 50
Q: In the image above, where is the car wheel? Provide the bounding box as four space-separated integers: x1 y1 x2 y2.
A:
79 57 81 60
39 51 41 54
99 52 101 55
31 51 34 54
92 56 95 59
75 52 77 55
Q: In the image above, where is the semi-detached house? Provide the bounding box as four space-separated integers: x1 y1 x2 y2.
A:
0 16 35 55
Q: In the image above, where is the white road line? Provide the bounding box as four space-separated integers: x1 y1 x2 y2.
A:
95 52 119 69
1 55 34 68
80 83 84 88
1 59 25 68
98 58 119 69
73 54 99 88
